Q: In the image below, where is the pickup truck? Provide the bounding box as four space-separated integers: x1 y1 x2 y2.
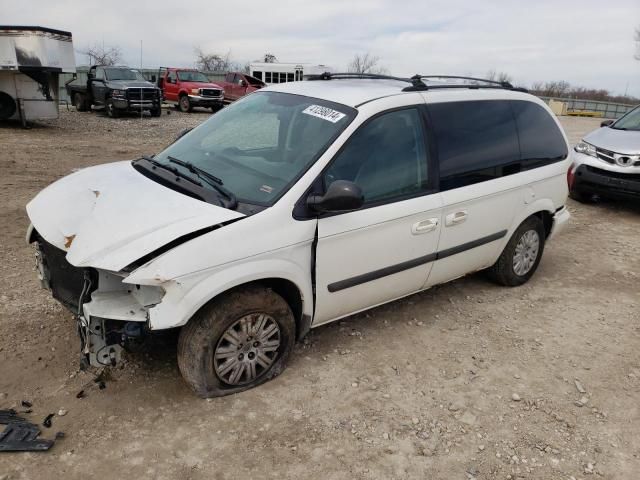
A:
67 65 162 118
218 72 265 102
158 68 225 112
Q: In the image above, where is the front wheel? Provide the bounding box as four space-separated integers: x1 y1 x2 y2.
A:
179 95 192 112
177 286 295 398
105 98 120 118
487 216 546 286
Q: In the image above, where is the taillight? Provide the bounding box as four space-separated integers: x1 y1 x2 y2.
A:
567 164 576 189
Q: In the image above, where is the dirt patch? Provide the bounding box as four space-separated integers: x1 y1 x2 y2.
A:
0 111 638 479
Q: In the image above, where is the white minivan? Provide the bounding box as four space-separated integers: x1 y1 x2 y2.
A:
26 74 571 397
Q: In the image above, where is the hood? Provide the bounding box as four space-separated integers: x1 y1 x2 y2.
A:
26 161 244 272
181 81 223 90
584 126 640 154
108 80 157 89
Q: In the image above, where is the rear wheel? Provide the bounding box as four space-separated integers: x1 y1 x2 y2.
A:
179 95 192 112
487 216 546 286
105 98 119 118
177 285 295 398
0 91 17 120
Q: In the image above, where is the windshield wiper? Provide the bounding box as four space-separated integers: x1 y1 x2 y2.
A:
138 156 203 187
168 156 238 209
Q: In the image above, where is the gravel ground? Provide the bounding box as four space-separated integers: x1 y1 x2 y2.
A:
0 109 638 480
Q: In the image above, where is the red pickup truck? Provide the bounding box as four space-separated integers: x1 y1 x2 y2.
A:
218 72 265 102
158 68 225 112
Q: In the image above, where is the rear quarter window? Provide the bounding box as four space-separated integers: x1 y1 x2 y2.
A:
511 100 568 167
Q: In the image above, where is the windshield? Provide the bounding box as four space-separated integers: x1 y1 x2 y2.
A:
178 71 210 82
105 68 146 81
612 105 640 131
154 92 355 206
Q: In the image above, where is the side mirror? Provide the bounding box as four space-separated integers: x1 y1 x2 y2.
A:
600 119 614 127
151 75 156 82
240 79 248 87
307 180 364 213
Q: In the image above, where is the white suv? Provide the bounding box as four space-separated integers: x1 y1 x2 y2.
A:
26 74 571 397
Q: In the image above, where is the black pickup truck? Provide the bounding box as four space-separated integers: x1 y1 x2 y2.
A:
66 65 162 117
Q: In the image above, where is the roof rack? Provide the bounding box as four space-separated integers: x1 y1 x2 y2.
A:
305 72 414 84
305 72 527 93
403 75 528 92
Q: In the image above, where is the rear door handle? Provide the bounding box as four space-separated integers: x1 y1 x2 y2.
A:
445 210 468 226
412 218 439 235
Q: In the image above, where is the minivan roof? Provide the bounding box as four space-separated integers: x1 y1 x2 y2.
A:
266 78 539 108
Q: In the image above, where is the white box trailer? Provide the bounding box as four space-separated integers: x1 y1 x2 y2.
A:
0 26 76 124
249 62 334 85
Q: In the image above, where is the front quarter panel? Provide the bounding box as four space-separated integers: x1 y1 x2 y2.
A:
124 206 317 330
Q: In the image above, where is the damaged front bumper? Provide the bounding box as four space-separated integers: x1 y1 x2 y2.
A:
32 232 164 368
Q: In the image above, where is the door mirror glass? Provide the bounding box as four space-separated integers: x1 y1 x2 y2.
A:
307 180 364 213
600 119 614 127
239 79 247 87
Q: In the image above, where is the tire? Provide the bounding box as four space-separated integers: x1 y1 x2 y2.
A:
150 107 162 117
74 92 87 112
487 216 546 286
0 91 17 120
177 285 295 398
569 189 594 203
105 98 119 118
179 95 192 113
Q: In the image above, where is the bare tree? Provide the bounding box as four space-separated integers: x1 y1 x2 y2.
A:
194 47 232 72
635 27 640 60
79 43 122 66
347 53 388 74
485 70 513 84
263 53 277 63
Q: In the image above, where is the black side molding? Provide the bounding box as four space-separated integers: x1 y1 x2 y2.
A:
327 230 508 293
327 252 437 293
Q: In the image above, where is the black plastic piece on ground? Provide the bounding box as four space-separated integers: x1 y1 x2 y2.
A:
75 390 86 399
21 400 32 408
42 413 54 428
0 410 55 452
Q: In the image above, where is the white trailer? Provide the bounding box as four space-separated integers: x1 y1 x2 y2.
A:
0 26 75 124
249 62 334 85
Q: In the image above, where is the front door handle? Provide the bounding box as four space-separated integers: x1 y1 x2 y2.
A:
412 218 439 235
445 210 468 226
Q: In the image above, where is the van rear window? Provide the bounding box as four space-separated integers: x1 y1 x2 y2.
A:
428 100 567 191
428 100 519 190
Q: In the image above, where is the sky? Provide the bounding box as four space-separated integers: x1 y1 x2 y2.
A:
5 0 640 97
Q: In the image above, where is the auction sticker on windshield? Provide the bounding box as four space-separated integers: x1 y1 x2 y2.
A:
302 105 346 123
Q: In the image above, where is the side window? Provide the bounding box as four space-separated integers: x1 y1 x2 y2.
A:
324 108 428 204
511 101 568 168
428 100 520 190
225 72 234 82
94 68 104 80
167 71 177 83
